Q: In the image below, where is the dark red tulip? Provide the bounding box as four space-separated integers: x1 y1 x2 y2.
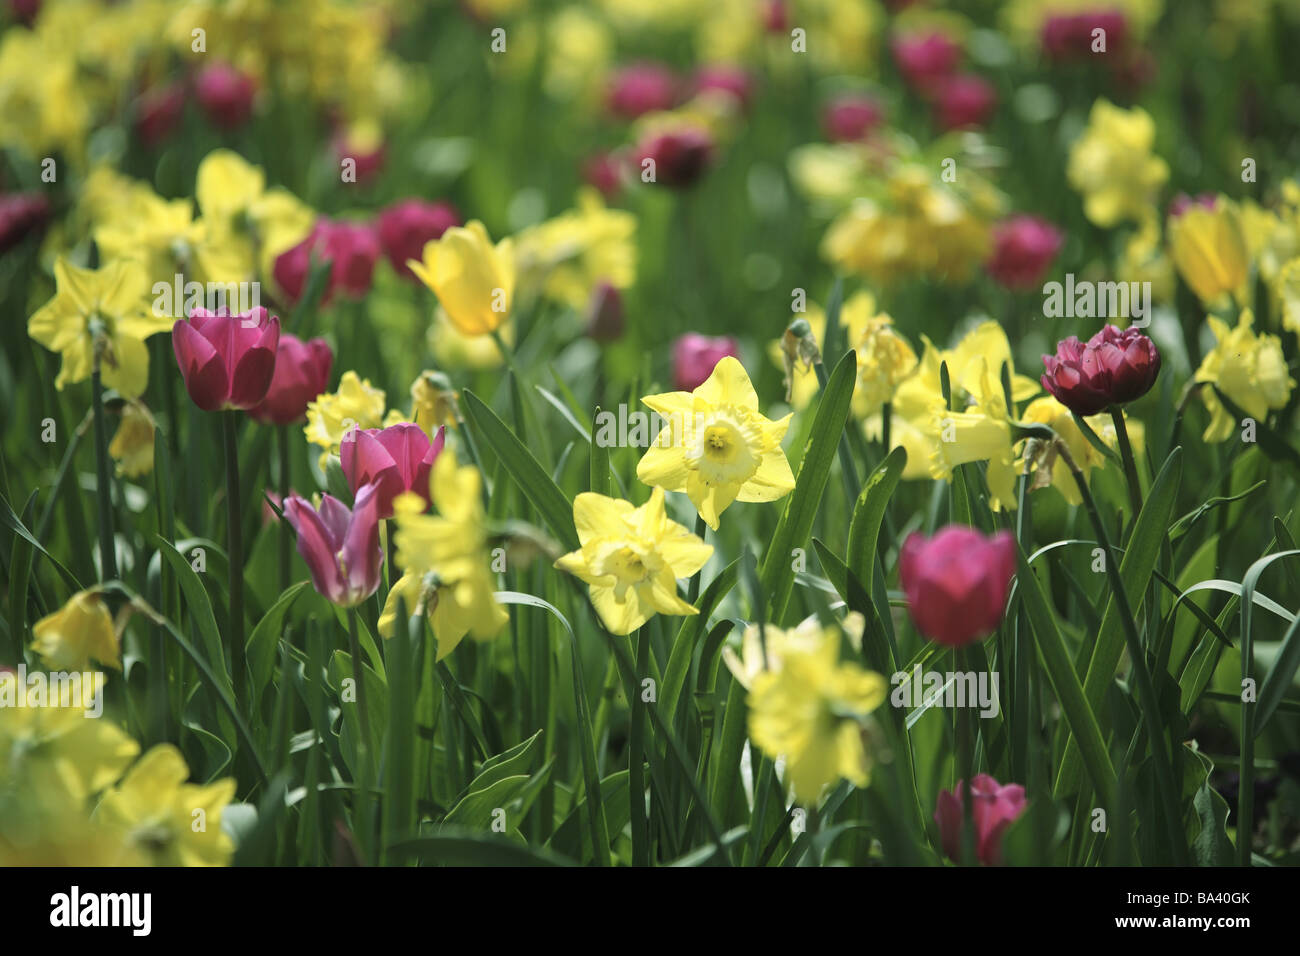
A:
822 93 884 142
274 219 380 305
376 199 460 281
985 215 1063 290
172 307 281 412
891 31 961 93
635 128 714 189
585 280 625 343
761 0 788 33
899 526 1016 647
194 62 256 129
340 423 445 519
0 191 51 253
607 62 677 119
1041 324 1161 416
1041 10 1127 61
582 151 625 199
935 775 1027 865
134 83 186 147
248 333 333 425
933 73 996 130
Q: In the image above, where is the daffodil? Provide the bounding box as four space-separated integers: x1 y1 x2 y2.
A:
0 698 139 803
95 744 237 866
1194 308 1295 441
304 370 394 465
724 613 864 690
30 590 121 673
1019 396 1108 505
555 487 712 635
392 453 508 658
747 626 887 804
28 257 172 398
408 220 515 336
637 356 796 530
409 370 460 434
109 400 157 478
1168 197 1249 306
1067 99 1169 228
428 309 516 370
849 309 918 419
513 188 636 310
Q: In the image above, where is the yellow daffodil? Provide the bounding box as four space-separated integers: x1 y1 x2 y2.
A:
28 257 172 398
109 400 156 478
0 699 139 803
850 310 919 419
1019 396 1108 505
409 370 460 434
428 309 515 371
927 364 1020 512
392 453 508 658
1194 309 1295 441
304 370 391 464
747 625 887 804
30 590 121 673
555 487 712 635
1278 258 1300 337
1067 100 1169 228
1168 197 1249 306
724 613 864 690
409 220 515 337
513 189 636 310
95 744 236 866
637 356 796 530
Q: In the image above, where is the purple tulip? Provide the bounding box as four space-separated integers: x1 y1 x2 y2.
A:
672 333 739 391
1041 324 1161 416
340 422 445 519
172 307 281 412
282 484 383 607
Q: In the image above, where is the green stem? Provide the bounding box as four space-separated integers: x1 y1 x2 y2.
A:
629 626 651 866
222 411 248 709
1109 407 1143 522
91 367 117 581
687 514 708 605
347 606 374 861
277 424 291 593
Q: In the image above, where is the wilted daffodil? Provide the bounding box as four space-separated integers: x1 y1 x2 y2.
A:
555 487 712 635
1194 309 1295 441
109 400 156 478
31 590 121 673
1067 100 1168 228
747 624 887 804
391 452 509 658
408 220 515 336
637 356 795 530
95 744 237 867
1168 196 1249 307
27 258 172 397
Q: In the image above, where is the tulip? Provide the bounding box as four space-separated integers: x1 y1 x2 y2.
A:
194 62 256 130
172 306 281 412
606 62 677 119
822 94 884 142
582 151 624 198
985 215 1064 290
282 484 384 608
248 333 333 426
0 191 50 254
672 332 739 392
584 280 625 343
692 65 753 109
274 220 380 306
407 220 515 337
760 0 788 33
935 774 1027 865
1167 196 1249 306
340 422 446 519
933 74 996 130
1168 192 1217 218
1040 324 1161 416
133 84 186 148
376 199 460 281
891 31 961 93
635 127 715 189
1041 11 1127 61
899 526 1016 647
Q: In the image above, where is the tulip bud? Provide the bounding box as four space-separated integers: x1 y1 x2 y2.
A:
133 84 186 148
985 215 1064 290
891 31 961 94
635 127 715 189
584 280 625 343
1041 325 1161 416
899 526 1016 647
932 73 997 131
606 62 677 119
582 151 625 199
1041 11 1127 61
822 94 884 142
692 65 754 110
194 63 256 130
935 775 1027 865
0 191 50 253
672 333 739 391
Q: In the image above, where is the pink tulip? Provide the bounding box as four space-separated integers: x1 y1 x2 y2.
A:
274 220 380 306
899 526 1016 647
282 484 383 608
891 31 961 93
822 93 884 142
932 73 996 130
1041 10 1127 61
582 151 625 199
340 423 445 519
172 307 281 412
606 62 677 119
692 65 754 109
248 333 333 426
935 774 1027 865
194 62 256 129
1041 325 1161 416
672 333 739 392
1168 192 1217 219
376 199 461 281
985 215 1064 290
635 128 715 189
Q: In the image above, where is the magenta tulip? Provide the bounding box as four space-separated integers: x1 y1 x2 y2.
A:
376 199 460 281
932 73 996 130
248 333 333 426
1041 10 1127 61
985 215 1064 290
1041 324 1161 416
891 31 961 93
274 219 380 306
672 333 740 391
935 774 1027 865
282 484 383 608
635 128 715 189
692 65 753 109
340 423 445 519
822 94 884 143
899 526 1016 647
194 62 256 130
606 62 677 119
172 307 281 412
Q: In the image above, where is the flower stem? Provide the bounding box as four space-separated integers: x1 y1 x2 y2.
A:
277 423 291 593
629 625 651 866
222 411 248 708
347 606 374 861
687 514 708 605
1109 407 1143 521
90 367 118 581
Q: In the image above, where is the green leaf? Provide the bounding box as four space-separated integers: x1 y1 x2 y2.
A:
469 729 544 793
846 445 906 589
1256 609 1300 736
759 349 856 624
245 582 308 703
389 830 575 866
660 557 740 731
156 536 233 696
462 390 579 552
